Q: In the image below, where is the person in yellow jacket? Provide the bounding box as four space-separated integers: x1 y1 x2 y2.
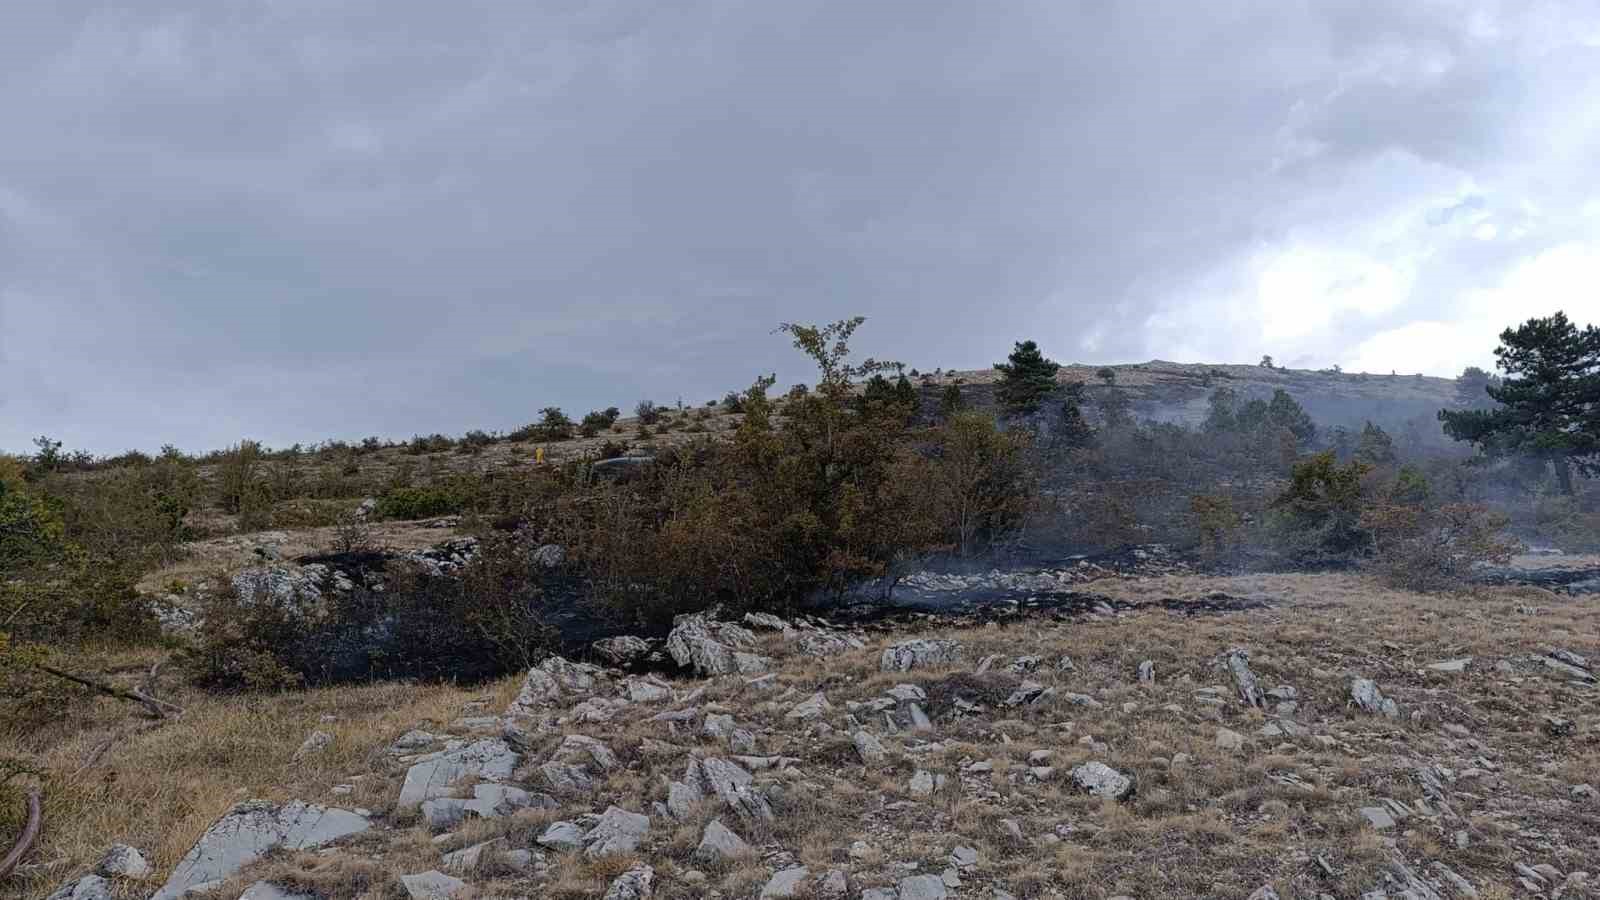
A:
535 446 545 465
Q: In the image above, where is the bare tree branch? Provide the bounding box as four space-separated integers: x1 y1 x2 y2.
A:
0 789 41 880
35 664 183 718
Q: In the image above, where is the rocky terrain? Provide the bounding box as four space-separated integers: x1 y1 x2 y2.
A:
23 562 1599 900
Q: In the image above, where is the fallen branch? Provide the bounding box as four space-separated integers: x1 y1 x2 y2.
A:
35 664 183 718
0 789 41 880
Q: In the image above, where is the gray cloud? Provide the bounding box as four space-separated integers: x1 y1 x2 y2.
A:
4 1 1599 452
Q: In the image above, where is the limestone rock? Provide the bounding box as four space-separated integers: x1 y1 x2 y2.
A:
150 801 370 900
95 844 151 879
594 635 654 667
1223 648 1264 708
46 876 112 900
1071 761 1135 800
899 874 950 900
585 806 650 858
761 867 810 898
881 639 962 672
853 729 887 764
400 870 467 900
1350 678 1399 718
397 739 519 808
667 611 770 676
603 864 656 900
694 819 752 864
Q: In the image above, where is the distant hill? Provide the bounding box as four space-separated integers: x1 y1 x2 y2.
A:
926 360 1465 446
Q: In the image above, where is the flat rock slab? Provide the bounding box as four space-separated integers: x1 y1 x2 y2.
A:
151 801 370 900
397 738 519 809
401 870 468 900
46 876 113 900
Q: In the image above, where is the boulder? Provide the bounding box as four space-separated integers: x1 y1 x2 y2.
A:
238 882 315 900
666 611 769 676
693 819 752 864
594 636 654 667
532 543 567 568
1071 762 1135 800
585 806 650 858
853 730 887 764
537 820 587 853
881 639 962 672
150 802 369 900
1350 678 1399 717
505 656 609 718
396 739 519 808
761 867 810 899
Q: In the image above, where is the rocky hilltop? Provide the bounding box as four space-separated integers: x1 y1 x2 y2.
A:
938 361 1464 442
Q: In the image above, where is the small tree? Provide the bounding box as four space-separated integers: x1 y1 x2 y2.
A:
1265 389 1316 444
994 340 1060 415
938 383 965 419
635 400 662 425
1203 387 1239 433
536 408 573 440
923 411 1035 555
1271 451 1370 565
1260 355 1275 369
1096 367 1117 385
1354 422 1397 467
1057 383 1095 448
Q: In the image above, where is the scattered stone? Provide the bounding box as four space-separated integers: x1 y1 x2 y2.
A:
786 692 832 720
1543 714 1575 736
396 739 519 809
1004 680 1049 706
1247 887 1280 900
951 845 979 868
96 844 151 879
1540 655 1596 683
1359 806 1397 830
1427 658 1472 674
1224 648 1264 708
442 838 506 873
853 729 887 764
694 819 752 864
898 874 950 900
401 870 467 900
667 610 769 676
603 865 655 900
1071 762 1135 800
585 806 650 858
292 730 333 761
537 820 587 853
881 639 962 672
45 876 112 900
420 783 542 830
1350 678 1399 718
594 636 654 667
1138 660 1155 684
150 801 370 900
817 868 849 899
1216 728 1245 751
762 867 810 899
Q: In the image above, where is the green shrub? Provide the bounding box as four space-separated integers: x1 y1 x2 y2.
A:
377 486 461 520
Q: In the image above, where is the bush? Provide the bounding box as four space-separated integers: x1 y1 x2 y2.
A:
406 433 455 455
1190 493 1243 563
635 401 662 425
722 391 745 413
216 440 267 516
1362 501 1516 590
184 536 557 689
377 486 461 520
1270 452 1371 566
919 412 1035 555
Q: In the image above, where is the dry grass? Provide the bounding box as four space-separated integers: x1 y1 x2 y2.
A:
7 571 1596 900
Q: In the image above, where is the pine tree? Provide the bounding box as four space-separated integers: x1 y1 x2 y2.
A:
994 341 1060 415
1440 311 1600 493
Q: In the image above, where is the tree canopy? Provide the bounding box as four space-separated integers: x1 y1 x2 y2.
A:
994 340 1060 415
1439 311 1600 493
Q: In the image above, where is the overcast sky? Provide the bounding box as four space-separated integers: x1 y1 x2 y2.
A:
4 2 1600 454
